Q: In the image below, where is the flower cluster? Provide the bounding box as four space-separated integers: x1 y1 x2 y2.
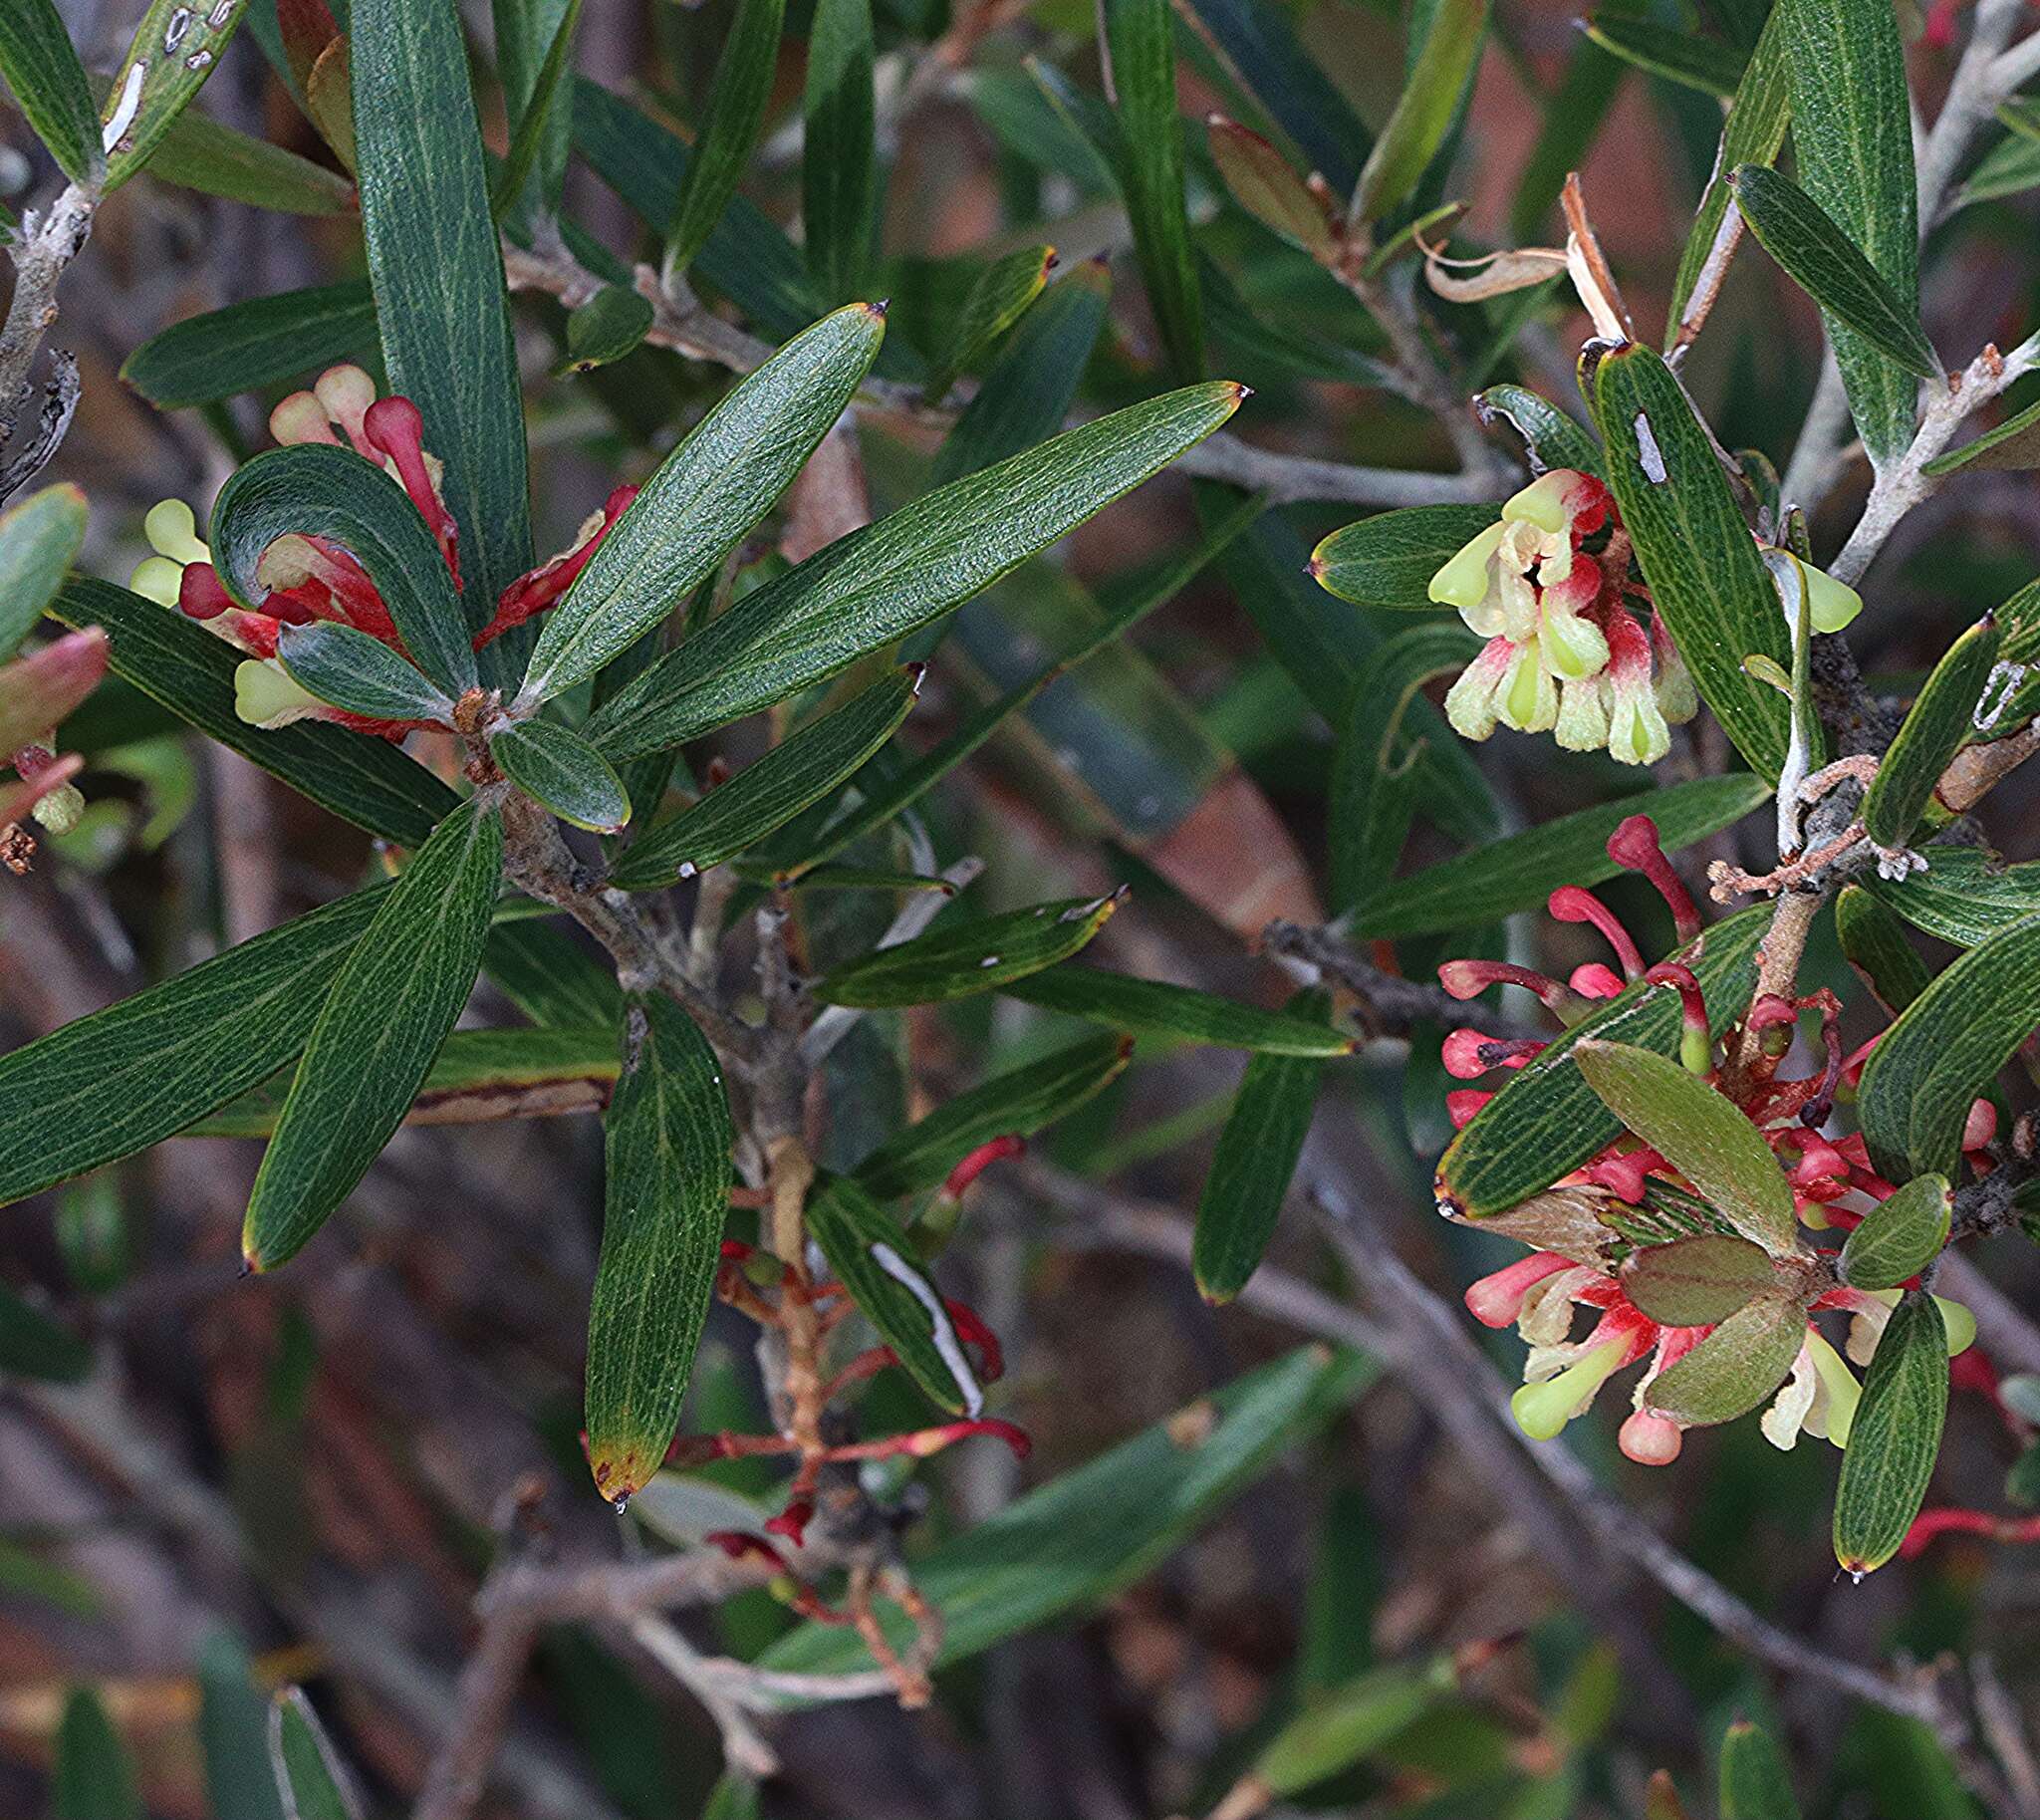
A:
130 365 637 734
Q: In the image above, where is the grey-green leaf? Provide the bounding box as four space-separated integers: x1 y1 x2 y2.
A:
1643 1291 1808 1424
1620 1232 1776 1327
1102 0 1202 379
1866 846 2040 948
0 481 87 663
277 622 453 724
1835 882 1929 1011
664 0 787 274
803 0 877 302
1860 614 2001 848
1582 16 1743 96
0 0 99 181
493 718 632 833
1834 1290 1948 1575
817 894 1122 1008
268 1689 362 1820
922 244 1057 402
1003 966 1357 1056
242 800 502 1270
121 282 379 410
1308 503 1500 611
56 1688 140 1820
586 993 733 1501
198 1634 287 1820
1840 1172 1950 1290
143 106 358 214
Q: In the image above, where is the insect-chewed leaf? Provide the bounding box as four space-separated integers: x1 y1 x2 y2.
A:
1860 615 2002 848
1834 1290 1949 1575
1835 883 1930 1011
585 384 1243 758
523 302 886 702
1002 965 1356 1056
1718 1719 1801 1820
922 244 1057 401
1250 1661 1449 1796
121 282 379 410
1840 1172 1951 1290
817 894 1122 1008
1643 1291 1808 1425
1308 504 1500 610
1619 1233 1775 1327
492 719 632 833
1474 386 1604 477
99 0 248 190
585 993 733 1502
806 1174 983 1413
55 1688 140 1820
0 482 88 663
276 623 452 724
1574 1041 1798 1254
242 799 502 1272
1867 847 2040 949
557 284 654 375
267 1689 362 1820
855 1032 1133 1199
608 668 916 888
0 0 98 180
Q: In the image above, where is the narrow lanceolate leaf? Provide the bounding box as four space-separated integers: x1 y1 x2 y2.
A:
819 894 1122 1008
1923 396 2040 475
1575 1041 1798 1253
1861 615 2002 848
492 720 631 833
243 800 502 1270
803 0 877 303
922 244 1057 402
354 0 533 655
586 384 1244 758
1620 1233 1775 1327
0 886 386 1206
1835 883 1929 1011
1729 166 1936 379
276 622 452 724
1176 0 1369 194
48 579 455 844
1251 1662 1448 1797
1856 910 2040 1181
100 0 248 190
1782 0 1920 463
1582 17 1743 97
482 919 622 1029
608 669 916 889
197 1634 287 1820
0 0 99 181
1867 847 2040 948
144 108 358 214
1643 1291 1808 1425
268 1690 362 1820
556 284 653 375
1308 504 1500 611
523 303 888 703
121 282 378 410
210 444 475 696
760 1347 1373 1681
0 1283 91 1382
1588 342 1792 777
1194 998 1327 1301
1003 967 1357 1056
665 0 788 274
490 0 582 216
1353 773 1768 938
587 994 733 1501
1956 130 2040 209
1103 0 1203 379
854 1033 1134 1200
703 1777 763 1820
1206 115 1338 258
807 1174 984 1413
1473 386 1604 477
1718 1720 1802 1820
1437 906 1769 1219
1351 0 1487 224
1835 1291 1949 1575
0 482 87 661
1841 1173 1951 1290
55 1689 140 1820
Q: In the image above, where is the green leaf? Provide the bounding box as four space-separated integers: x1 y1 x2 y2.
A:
55 1689 140 1820
143 106 357 214
483 918 622 1029
492 719 631 833
1002 965 1357 1056
1102 0 1203 379
817 893 1121 1008
1175 0 1368 193
854 1033 1133 1200
1643 1290 1808 1424
1353 773 1768 938
1781 0 1920 462
100 0 249 190
0 886 386 1207
1866 846 2040 948
665 0 787 274
1861 614 2001 848
922 244 1057 402
1728 164 1936 379
933 263 1112 482
243 799 502 1271
491 0 582 217
276 621 453 723
48 579 456 844
1308 503 1500 611
1351 0 1487 224
1835 883 1929 1011
198 1634 288 1820
1193 997 1327 1301
0 0 99 181
585 383 1244 758
121 282 378 410
1856 909 2040 1180
0 482 87 662
702 1776 762 1820
586 993 733 1500
1719 1718 1802 1820
1840 1172 1950 1290
1587 342 1793 777
1922 395 2040 475
523 302 887 702
556 282 652 375
1666 0 1792 345
0 1281 91 1381
268 1689 361 1820
1834 1291 1949 1575
608 668 917 889
764 1346 1373 1681
1620 1232 1775 1326
1473 386 1604 477
355 0 533 657
1206 115 1338 257
1574 1041 1798 1253
1582 16 1743 97
1437 906 1769 1219
803 0 877 303
1956 130 2040 209
1253 1662 1449 1796
210 443 475 696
